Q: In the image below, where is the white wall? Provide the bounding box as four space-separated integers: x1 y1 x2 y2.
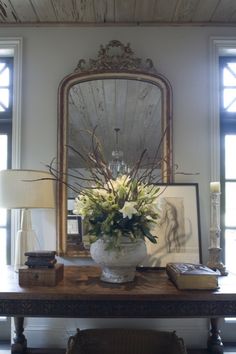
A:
2 25 236 349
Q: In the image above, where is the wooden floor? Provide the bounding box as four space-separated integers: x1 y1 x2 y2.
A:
1 344 236 353
189 350 236 354
0 350 65 354
1 348 236 354
0 350 236 353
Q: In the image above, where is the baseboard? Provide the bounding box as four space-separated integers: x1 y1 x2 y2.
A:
22 318 209 349
0 341 11 349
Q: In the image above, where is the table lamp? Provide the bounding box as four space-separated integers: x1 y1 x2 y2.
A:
0 169 55 271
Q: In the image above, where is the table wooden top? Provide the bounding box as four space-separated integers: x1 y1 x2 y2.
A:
1 265 236 300
1 266 236 318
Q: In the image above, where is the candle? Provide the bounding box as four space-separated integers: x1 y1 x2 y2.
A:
210 181 221 193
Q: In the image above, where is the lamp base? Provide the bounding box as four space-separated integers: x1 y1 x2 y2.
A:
207 247 228 276
14 209 39 272
14 229 38 272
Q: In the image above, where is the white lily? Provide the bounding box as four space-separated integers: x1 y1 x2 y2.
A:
119 201 138 219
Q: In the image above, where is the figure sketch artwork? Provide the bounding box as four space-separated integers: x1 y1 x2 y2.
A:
141 184 201 268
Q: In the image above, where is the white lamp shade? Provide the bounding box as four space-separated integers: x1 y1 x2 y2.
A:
0 169 55 209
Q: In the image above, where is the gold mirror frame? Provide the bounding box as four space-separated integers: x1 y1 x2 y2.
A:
57 40 173 257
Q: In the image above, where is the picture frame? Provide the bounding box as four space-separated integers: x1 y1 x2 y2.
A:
67 215 82 242
140 183 201 268
67 215 82 235
67 198 91 256
66 214 90 256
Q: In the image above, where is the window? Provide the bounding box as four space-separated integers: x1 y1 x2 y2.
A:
0 57 13 265
0 58 13 115
219 57 236 272
211 37 236 335
0 37 22 339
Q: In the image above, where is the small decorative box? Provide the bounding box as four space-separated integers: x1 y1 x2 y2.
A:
19 263 64 287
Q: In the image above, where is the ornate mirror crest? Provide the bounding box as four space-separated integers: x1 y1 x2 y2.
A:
75 40 156 73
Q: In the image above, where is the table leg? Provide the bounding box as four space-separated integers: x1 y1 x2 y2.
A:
11 317 27 354
207 318 224 354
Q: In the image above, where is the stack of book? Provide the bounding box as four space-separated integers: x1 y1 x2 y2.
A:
25 250 57 268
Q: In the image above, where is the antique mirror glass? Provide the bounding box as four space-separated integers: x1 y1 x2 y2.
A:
57 40 173 257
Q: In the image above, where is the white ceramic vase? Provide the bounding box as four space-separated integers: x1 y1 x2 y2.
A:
90 237 147 283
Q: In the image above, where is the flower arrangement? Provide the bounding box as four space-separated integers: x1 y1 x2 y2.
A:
48 127 168 250
73 174 160 250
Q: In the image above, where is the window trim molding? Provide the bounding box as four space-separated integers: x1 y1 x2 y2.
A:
0 38 23 169
0 38 22 265
210 37 236 181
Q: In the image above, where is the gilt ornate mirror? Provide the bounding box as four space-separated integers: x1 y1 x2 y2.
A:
57 40 173 257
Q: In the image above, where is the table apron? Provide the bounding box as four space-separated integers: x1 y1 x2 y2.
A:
1 299 236 318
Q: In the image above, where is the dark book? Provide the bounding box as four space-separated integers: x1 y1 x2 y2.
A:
25 258 57 268
25 251 57 258
166 263 219 290
26 256 56 263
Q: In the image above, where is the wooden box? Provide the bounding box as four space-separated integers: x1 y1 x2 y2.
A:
19 263 64 287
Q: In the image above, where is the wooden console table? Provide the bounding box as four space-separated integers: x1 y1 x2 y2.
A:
0 265 236 354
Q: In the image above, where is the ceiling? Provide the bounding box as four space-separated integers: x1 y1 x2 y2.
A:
1 0 236 26
68 78 162 168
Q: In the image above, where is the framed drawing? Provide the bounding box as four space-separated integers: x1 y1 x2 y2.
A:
140 183 201 268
